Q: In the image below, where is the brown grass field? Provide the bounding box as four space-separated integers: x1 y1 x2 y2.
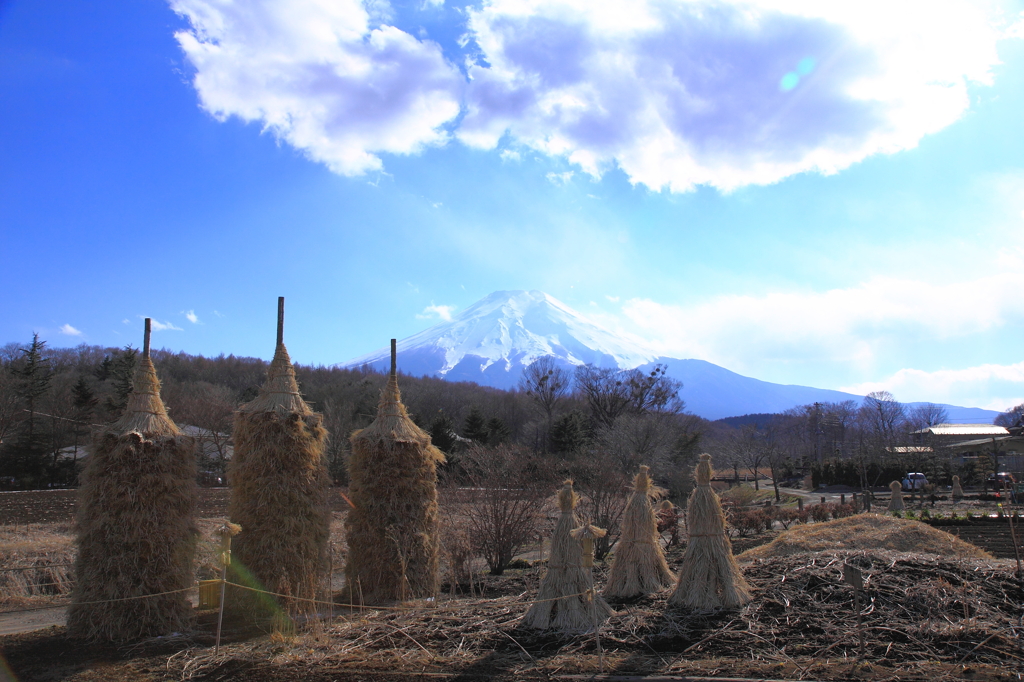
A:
1 489 1022 681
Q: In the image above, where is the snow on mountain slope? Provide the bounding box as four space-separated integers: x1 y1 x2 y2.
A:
342 290 659 386
339 290 1002 422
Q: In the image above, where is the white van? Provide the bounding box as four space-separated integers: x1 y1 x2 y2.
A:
902 472 928 491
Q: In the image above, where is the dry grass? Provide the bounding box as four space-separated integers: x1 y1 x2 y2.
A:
164 549 1023 682
0 523 75 608
738 512 995 561
345 369 444 604
603 466 674 599
669 454 752 610
229 341 331 619
68 351 198 642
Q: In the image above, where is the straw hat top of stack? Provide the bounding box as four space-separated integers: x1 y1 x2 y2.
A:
352 364 445 463
111 353 180 438
557 480 579 513
695 453 713 486
890 481 902 493
239 342 312 417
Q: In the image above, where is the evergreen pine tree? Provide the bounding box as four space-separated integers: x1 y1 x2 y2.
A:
105 346 138 414
486 416 510 445
462 406 489 443
429 413 457 453
4 334 52 485
550 410 590 455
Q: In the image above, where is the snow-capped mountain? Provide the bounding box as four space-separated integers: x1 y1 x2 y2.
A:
342 290 659 387
340 290 1001 422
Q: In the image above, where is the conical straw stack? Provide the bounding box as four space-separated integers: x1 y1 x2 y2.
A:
345 340 445 603
604 466 675 598
69 319 198 641
888 481 905 511
229 298 330 620
524 481 613 631
668 454 752 610
952 475 964 501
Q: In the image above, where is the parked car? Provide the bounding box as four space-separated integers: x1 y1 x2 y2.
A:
987 472 1016 488
902 472 928 491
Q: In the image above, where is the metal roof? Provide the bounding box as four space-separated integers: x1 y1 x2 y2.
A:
913 423 1009 436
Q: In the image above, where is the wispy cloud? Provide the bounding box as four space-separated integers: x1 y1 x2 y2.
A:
213 310 225 318
59 324 82 337
184 309 200 324
614 267 1024 375
149 319 184 332
545 171 574 186
417 303 456 321
842 363 1024 413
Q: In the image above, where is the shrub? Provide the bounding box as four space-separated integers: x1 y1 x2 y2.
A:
809 504 831 523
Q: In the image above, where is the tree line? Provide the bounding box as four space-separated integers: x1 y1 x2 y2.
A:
1 335 1019 493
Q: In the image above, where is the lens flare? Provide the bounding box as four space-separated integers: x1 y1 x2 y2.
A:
779 72 800 91
797 57 816 76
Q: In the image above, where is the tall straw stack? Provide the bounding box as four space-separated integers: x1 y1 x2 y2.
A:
604 466 674 599
952 475 964 501
229 298 330 618
345 340 445 603
888 481 905 511
524 481 613 631
68 319 198 641
669 454 752 610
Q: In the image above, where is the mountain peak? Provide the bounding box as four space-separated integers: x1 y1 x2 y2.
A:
341 290 658 386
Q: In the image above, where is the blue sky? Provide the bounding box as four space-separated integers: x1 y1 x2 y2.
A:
2 0 1023 412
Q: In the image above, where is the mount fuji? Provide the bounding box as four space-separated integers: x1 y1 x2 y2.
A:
340 290 1000 422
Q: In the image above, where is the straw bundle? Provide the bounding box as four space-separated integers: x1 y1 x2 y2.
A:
345 341 445 603
524 481 613 632
229 298 330 618
68 320 198 641
888 481 905 511
668 454 752 610
952 475 964 501
604 466 674 599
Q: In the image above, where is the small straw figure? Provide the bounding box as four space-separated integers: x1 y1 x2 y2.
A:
69 319 198 641
888 481 905 511
229 298 330 619
524 481 613 631
669 454 752 610
345 340 445 603
604 466 675 598
952 475 964 502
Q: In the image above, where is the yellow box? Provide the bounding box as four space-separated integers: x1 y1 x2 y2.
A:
199 580 222 609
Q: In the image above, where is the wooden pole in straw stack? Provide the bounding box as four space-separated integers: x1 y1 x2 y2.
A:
68 318 198 641
228 297 331 622
888 481 905 512
524 481 613 632
668 454 752 610
604 465 675 599
345 340 445 603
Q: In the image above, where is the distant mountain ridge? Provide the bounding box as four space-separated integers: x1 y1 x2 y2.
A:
340 290 1000 423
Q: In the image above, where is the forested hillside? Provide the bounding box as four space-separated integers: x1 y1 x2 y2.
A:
2 336 1018 494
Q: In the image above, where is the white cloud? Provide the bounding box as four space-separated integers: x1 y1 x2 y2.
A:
460 0 1013 191
170 0 1018 191
616 268 1024 373
59 324 82 337
606 295 620 303
841 363 1024 412
499 149 521 162
150 319 184 332
184 310 200 324
171 0 463 176
213 310 225 318
545 171 574 185
416 303 455 321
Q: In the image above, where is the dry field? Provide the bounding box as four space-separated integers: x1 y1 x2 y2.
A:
2 493 1023 681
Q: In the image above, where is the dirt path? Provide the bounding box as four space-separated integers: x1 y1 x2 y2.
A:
0 605 65 636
